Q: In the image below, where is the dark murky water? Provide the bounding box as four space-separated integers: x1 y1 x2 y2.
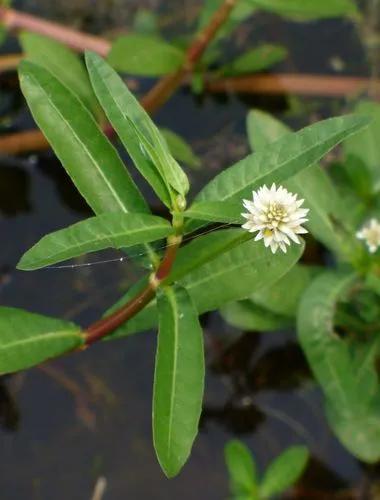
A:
0 1 377 498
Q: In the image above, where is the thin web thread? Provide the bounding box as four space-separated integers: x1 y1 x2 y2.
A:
44 217 245 270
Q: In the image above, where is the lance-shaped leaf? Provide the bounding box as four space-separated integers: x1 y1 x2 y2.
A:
107 34 185 76
184 200 243 224
0 308 83 374
17 213 172 270
108 236 304 339
85 52 189 201
224 440 258 498
169 228 250 282
85 52 171 206
193 114 369 212
129 116 189 198
153 285 204 477
19 61 148 216
259 446 309 499
248 0 358 20
20 32 100 116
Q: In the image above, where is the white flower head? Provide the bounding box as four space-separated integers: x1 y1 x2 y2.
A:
356 218 380 253
241 183 309 254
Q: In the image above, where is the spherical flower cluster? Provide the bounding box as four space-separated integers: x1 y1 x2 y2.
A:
241 184 309 254
356 218 380 253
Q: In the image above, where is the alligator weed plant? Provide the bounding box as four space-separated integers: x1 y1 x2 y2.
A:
0 50 373 477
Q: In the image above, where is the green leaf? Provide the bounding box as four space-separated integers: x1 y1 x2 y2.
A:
169 228 251 283
221 300 291 331
193 115 370 215
184 200 243 224
85 51 172 207
0 307 83 374
107 34 185 76
246 110 350 253
246 108 289 150
160 128 201 169
17 213 172 270
181 238 303 313
219 44 287 76
350 338 380 407
298 271 380 462
224 440 258 498
259 446 309 498
326 397 380 464
153 285 204 477
20 32 100 116
249 0 358 20
86 52 189 201
343 100 380 191
128 116 190 198
19 61 148 216
297 271 358 410
108 236 304 339
250 264 316 317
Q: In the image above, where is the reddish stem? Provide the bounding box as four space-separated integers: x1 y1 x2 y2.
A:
141 0 238 114
0 7 111 55
205 73 379 97
84 238 181 346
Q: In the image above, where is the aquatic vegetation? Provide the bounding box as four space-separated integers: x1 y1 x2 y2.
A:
1 0 380 494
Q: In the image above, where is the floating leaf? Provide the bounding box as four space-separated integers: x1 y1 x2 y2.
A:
18 213 172 270
0 308 83 374
153 285 204 477
107 34 185 76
